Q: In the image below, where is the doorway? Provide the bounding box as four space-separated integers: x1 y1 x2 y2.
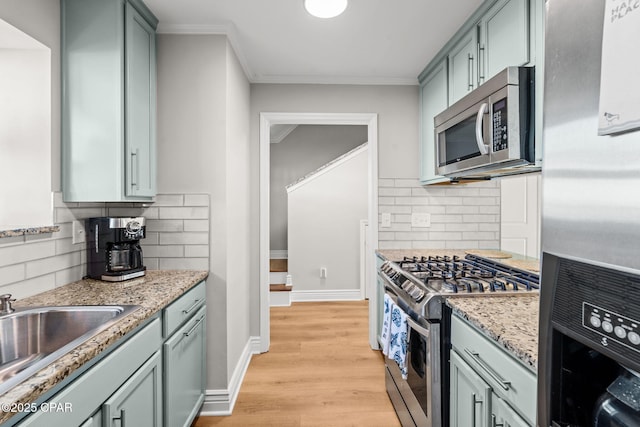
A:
259 113 379 352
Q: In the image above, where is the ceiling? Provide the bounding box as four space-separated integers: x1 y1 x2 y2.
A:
144 0 485 85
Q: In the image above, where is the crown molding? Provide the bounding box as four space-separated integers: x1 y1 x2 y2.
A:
156 22 256 82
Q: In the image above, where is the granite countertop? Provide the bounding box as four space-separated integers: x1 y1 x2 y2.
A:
0 270 208 424
447 295 540 372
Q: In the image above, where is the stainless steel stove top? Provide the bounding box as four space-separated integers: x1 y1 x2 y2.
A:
379 254 539 320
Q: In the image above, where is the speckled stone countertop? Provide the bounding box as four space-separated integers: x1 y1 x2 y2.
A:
0 270 208 425
447 295 540 372
0 226 60 239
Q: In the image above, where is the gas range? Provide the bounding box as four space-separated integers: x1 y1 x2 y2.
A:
379 254 539 321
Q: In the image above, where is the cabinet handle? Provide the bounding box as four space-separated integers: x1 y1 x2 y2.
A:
182 298 203 315
492 414 505 427
113 409 126 427
468 53 474 90
478 44 485 83
184 314 205 337
464 348 511 390
130 150 138 188
471 393 482 427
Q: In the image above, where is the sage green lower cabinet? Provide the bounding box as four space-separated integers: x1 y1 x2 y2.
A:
18 318 162 427
450 350 491 427
450 315 536 427
103 351 162 427
164 305 206 427
491 392 529 427
15 280 208 427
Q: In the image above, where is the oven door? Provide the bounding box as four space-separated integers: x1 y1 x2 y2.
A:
385 295 441 427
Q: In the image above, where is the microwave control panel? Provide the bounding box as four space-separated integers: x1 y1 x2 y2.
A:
492 98 508 152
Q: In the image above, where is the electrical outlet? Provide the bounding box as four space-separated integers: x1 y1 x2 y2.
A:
381 213 392 228
411 213 431 228
72 220 86 244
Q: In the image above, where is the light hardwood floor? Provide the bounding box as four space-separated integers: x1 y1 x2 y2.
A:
193 301 401 427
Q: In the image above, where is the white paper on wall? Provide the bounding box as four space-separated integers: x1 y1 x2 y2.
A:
598 0 640 135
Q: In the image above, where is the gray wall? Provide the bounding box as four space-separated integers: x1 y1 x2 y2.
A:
270 125 367 251
156 34 252 401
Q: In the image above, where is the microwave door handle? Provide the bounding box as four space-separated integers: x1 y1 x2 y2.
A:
475 103 489 155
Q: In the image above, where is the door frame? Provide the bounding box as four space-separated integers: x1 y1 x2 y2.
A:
259 112 379 352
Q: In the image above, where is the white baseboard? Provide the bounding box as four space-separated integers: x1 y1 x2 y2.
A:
199 336 261 416
269 250 288 259
291 289 363 302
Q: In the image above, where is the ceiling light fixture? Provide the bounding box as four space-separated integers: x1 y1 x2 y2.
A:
304 0 348 18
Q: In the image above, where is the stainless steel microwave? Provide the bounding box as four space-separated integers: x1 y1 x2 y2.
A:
434 66 535 179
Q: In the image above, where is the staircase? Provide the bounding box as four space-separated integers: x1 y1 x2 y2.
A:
269 258 291 306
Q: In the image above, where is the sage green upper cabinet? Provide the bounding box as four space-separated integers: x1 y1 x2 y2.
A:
447 28 479 105
62 0 158 202
478 0 530 83
419 61 449 184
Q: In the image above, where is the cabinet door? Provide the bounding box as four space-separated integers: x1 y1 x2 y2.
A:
419 60 449 185
448 27 478 105
103 351 162 427
164 306 206 427
125 2 157 198
479 0 529 83
450 350 491 427
80 410 102 427
491 393 531 427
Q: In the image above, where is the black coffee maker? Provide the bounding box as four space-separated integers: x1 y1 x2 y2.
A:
87 217 146 281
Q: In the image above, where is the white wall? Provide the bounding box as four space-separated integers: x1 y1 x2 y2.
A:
270 125 367 250
288 147 368 296
0 0 60 192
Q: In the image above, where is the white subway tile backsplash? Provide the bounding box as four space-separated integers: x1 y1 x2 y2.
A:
159 232 208 245
379 179 500 250
159 207 209 220
146 219 184 232
159 258 209 270
0 264 25 287
153 194 185 206
184 194 209 206
184 220 209 232
0 193 211 298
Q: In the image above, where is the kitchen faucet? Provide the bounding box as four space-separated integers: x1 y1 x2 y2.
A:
0 294 16 315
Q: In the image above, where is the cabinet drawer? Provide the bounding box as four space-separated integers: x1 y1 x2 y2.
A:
451 315 536 425
163 281 206 337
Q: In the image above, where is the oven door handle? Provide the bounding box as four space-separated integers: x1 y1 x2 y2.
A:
464 348 511 390
475 102 490 155
406 316 429 338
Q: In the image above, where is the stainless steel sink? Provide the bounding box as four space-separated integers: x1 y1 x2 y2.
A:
0 305 140 396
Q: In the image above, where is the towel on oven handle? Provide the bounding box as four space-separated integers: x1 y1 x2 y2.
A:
382 294 408 379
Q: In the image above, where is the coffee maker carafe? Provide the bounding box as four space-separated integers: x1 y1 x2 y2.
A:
87 217 146 281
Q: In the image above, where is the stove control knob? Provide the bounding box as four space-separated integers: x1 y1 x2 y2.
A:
628 331 640 345
589 316 602 328
602 321 614 333
614 326 627 339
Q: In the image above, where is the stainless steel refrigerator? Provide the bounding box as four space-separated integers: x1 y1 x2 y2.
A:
538 0 640 426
